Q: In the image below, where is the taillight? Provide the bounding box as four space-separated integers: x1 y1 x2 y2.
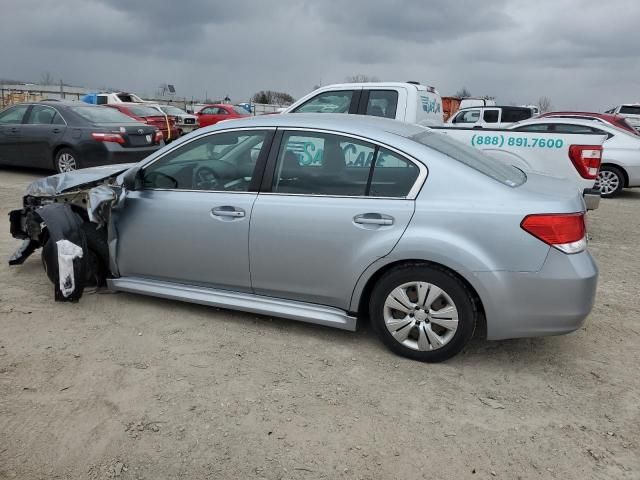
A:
521 213 586 254
91 132 125 144
568 145 602 179
154 130 163 143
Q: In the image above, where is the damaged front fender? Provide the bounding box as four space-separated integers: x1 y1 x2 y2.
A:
9 165 130 301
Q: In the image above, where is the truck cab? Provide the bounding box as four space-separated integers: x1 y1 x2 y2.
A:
446 106 533 129
283 82 444 127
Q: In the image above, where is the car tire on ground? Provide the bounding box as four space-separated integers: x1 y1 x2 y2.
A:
369 263 477 362
54 148 80 173
597 165 625 198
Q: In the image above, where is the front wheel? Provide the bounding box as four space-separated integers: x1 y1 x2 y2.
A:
55 148 80 173
596 166 624 198
369 264 477 362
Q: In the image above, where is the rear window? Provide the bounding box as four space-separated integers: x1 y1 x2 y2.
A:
128 105 163 117
410 130 526 187
501 108 533 123
70 106 137 123
619 105 640 115
366 90 398 119
160 105 186 115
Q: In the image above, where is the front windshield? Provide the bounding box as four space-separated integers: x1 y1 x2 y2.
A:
411 130 527 187
128 105 163 117
70 106 137 124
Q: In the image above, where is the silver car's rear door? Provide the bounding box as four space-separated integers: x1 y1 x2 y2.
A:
249 129 424 310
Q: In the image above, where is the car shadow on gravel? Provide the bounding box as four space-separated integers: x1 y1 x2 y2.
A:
112 290 565 368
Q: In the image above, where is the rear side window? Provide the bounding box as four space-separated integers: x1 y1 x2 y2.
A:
96 95 108 105
369 148 419 197
0 105 29 124
365 90 398 119
619 105 640 115
483 110 499 123
552 124 597 134
25 105 59 124
272 131 420 197
411 130 526 187
501 108 532 123
294 91 354 114
512 124 550 132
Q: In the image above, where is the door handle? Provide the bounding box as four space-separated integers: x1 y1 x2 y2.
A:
354 214 394 226
52 128 62 133
211 206 245 218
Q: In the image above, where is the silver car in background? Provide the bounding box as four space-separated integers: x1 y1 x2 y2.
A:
9 114 598 362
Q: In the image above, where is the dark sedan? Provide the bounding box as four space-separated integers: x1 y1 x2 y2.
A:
0 101 164 173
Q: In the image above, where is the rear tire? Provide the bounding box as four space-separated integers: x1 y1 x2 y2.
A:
597 166 624 198
54 148 80 173
369 264 477 362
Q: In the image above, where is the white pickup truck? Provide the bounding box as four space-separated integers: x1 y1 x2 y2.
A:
284 82 605 209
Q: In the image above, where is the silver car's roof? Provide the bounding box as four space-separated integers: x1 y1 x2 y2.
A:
203 113 428 139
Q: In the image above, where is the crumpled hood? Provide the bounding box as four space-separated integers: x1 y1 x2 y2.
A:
25 164 135 196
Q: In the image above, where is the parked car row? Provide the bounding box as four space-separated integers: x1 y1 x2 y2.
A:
0 101 162 172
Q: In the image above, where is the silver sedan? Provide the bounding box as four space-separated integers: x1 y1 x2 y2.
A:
9 114 598 362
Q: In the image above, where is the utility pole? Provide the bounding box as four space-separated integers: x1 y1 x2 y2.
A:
60 79 65 100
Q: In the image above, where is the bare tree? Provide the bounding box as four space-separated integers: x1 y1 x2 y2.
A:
251 90 295 105
455 87 471 98
537 96 553 113
39 72 55 85
345 74 379 83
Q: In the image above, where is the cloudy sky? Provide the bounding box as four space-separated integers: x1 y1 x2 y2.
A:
2 0 639 110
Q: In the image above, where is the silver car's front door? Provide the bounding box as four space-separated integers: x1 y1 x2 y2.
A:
116 190 257 290
114 129 273 291
249 130 423 310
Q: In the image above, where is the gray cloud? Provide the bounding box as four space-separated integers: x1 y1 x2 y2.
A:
1 0 639 110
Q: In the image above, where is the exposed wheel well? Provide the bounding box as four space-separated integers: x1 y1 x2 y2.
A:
356 259 487 336
601 163 629 188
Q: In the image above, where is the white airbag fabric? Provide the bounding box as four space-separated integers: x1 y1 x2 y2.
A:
56 240 83 297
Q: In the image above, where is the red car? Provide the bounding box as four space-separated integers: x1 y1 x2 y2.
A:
105 104 179 142
195 104 249 128
538 111 639 136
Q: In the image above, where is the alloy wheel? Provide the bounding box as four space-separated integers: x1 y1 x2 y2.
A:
57 153 77 172
383 281 459 351
596 170 620 196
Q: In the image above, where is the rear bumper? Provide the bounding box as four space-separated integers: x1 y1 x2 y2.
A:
82 144 161 167
473 248 598 340
177 123 198 134
583 188 601 210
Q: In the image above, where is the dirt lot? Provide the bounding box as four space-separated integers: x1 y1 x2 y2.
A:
0 167 638 480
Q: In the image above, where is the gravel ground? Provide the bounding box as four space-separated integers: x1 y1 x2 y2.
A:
0 167 639 480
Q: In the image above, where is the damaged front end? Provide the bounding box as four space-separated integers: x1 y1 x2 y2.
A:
8 165 131 301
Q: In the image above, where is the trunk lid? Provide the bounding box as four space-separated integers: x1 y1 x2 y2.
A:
93 123 159 148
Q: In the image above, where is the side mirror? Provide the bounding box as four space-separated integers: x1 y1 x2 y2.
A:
122 166 142 191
